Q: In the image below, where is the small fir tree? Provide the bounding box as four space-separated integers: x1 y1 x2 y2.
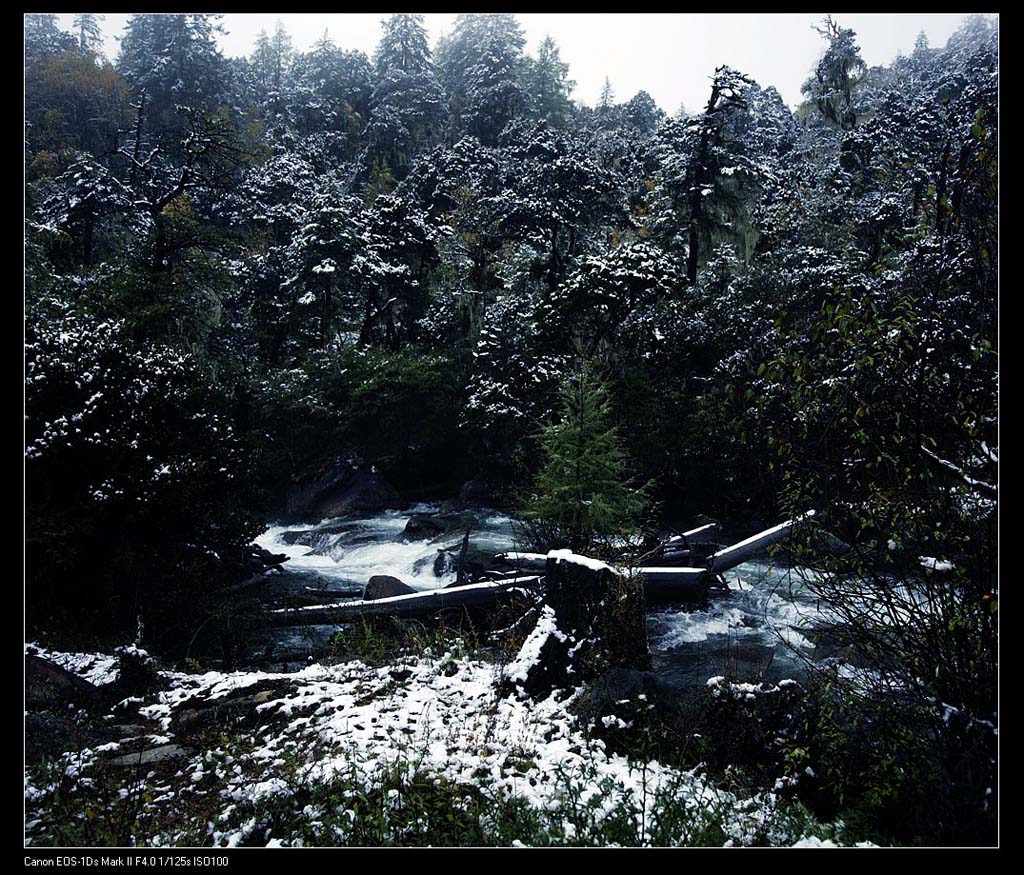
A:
521 358 651 553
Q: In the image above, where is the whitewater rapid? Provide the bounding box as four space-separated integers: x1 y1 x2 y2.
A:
252 510 828 684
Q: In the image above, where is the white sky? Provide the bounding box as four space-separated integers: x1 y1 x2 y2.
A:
50 12 993 113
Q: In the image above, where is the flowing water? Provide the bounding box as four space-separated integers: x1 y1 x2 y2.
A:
247 508 827 685
243 505 519 668
255 504 519 590
647 560 826 688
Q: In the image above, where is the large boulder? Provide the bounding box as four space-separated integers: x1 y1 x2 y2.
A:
364 575 417 600
403 514 448 540
403 511 478 542
285 458 403 521
502 551 650 700
26 654 101 712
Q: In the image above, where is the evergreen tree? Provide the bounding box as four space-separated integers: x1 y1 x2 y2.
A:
288 32 372 146
801 15 867 130
269 19 293 92
117 13 230 142
521 358 651 552
437 13 530 144
368 13 446 175
527 36 575 127
913 30 930 59
251 28 275 95
623 90 664 133
24 13 76 67
73 13 105 55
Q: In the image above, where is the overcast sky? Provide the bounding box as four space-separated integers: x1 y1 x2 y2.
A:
50 12 994 114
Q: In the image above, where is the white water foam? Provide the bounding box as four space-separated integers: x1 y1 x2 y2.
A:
256 509 518 591
650 561 825 654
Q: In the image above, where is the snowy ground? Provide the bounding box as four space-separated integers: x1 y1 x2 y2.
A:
23 642 871 848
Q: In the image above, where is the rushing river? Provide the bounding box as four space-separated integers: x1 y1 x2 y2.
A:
648 561 824 687
247 506 826 685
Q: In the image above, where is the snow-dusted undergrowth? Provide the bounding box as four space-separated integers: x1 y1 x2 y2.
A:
25 645 863 847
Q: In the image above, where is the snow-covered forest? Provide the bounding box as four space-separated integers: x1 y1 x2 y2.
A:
24 13 997 849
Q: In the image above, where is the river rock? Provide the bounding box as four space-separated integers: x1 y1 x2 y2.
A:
433 550 457 577
364 575 417 600
280 522 355 547
317 528 387 560
106 744 192 768
434 546 503 580
285 458 403 521
403 511 479 542
403 514 448 540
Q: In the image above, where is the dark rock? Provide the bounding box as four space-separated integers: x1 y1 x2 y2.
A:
25 713 119 764
403 512 479 542
433 550 457 577
280 522 356 547
403 514 448 540
26 655 101 712
364 575 417 600
315 528 387 560
285 458 403 521
318 474 402 520
435 546 502 580
390 668 413 682
171 679 295 736
247 544 288 574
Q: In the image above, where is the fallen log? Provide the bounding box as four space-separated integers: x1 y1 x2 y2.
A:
636 566 711 603
667 522 718 545
267 576 545 626
495 552 550 573
638 521 720 566
708 512 815 573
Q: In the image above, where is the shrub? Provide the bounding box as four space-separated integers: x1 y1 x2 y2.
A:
25 308 264 650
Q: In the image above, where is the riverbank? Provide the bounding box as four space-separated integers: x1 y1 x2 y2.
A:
24 639 869 848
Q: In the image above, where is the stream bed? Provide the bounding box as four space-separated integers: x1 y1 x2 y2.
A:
246 505 826 686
